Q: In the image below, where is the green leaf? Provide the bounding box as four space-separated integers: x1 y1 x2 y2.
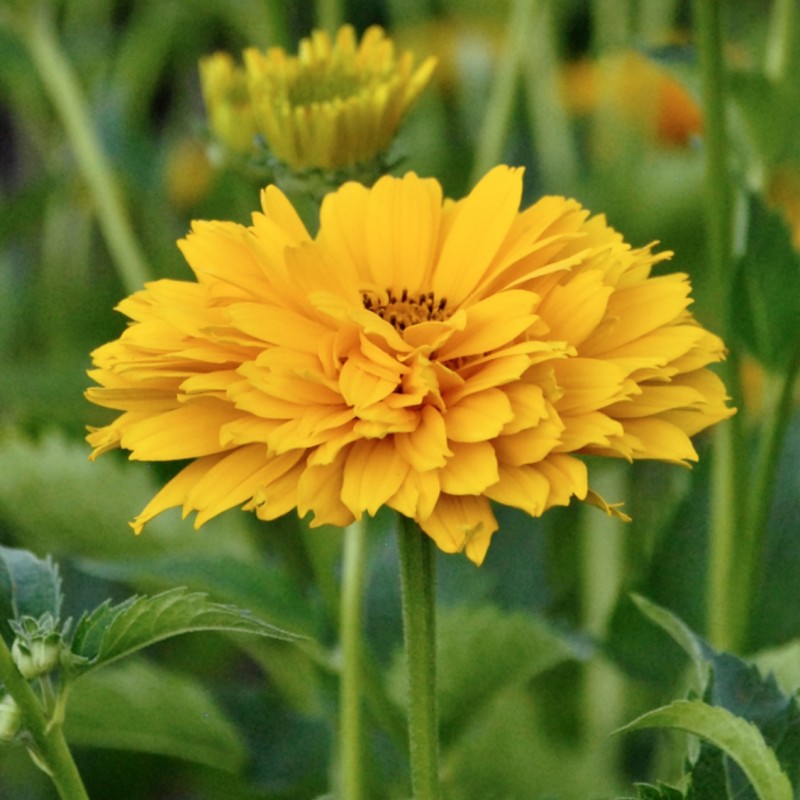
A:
617 700 793 800
75 553 318 638
389 604 585 744
627 783 687 800
732 193 800 372
0 546 62 643
68 587 303 678
64 658 245 770
0 430 259 563
631 593 714 686
632 595 800 792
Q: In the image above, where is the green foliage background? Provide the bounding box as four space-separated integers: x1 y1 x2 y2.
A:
1 0 799 797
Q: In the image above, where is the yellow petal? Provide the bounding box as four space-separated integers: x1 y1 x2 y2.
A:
419 494 498 565
340 438 410 516
433 166 523 306
444 388 514 443
438 441 499 495
436 290 538 360
131 455 225 533
363 172 443 291
395 405 452 471
120 399 242 460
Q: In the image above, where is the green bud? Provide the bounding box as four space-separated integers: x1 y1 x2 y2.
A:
12 633 62 680
0 694 21 743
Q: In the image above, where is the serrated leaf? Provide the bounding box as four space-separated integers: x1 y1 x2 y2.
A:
630 783 686 800
633 595 800 791
617 700 792 800
0 546 62 643
75 553 318 637
64 658 245 770
68 587 303 678
733 193 800 372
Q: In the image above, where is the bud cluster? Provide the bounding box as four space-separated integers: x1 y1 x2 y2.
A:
10 613 66 681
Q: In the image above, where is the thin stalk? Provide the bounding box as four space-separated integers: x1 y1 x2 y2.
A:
338 518 368 800
739 344 800 647
470 0 536 184
521 0 579 191
579 462 627 789
591 0 631 52
397 516 441 800
0 639 88 800
316 0 343 35
19 6 151 295
695 0 742 651
764 0 794 81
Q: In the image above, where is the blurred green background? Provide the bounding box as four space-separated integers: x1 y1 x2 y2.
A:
1 0 798 798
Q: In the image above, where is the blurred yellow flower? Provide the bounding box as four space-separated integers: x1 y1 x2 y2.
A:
200 25 436 172
86 167 733 565
199 52 258 155
561 52 703 148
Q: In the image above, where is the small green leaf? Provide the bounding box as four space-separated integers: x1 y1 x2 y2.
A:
617 700 793 800
733 193 800 372
64 658 245 770
390 604 585 744
628 783 686 800
68 587 303 678
0 546 62 643
630 593 714 686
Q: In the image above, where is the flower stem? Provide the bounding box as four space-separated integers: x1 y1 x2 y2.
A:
738 343 800 647
316 0 343 35
695 0 744 651
19 5 151 295
0 639 88 800
396 516 441 800
339 518 368 800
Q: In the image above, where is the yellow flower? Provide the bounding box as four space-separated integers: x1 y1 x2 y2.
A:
200 25 436 173
86 166 733 565
199 52 257 155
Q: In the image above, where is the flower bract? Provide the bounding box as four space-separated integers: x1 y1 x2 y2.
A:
87 166 733 565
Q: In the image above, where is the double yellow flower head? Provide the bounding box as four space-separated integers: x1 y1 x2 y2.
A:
86 24 734 566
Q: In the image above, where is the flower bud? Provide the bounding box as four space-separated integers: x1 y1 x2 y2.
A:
11 633 62 680
0 694 21 743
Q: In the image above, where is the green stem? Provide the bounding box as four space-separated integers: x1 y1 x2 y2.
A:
316 0 343 35
19 5 151 295
470 0 536 184
397 516 441 800
764 0 794 81
0 640 88 800
338 518 368 800
521 0 579 191
695 0 743 651
739 345 800 647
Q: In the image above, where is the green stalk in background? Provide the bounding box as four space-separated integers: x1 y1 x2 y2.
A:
316 0 343 35
397 516 441 800
14 4 151 296
521 0 579 191
695 0 745 652
0 637 88 800
470 0 536 184
338 519 368 800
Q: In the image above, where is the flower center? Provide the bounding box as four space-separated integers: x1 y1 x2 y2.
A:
288 69 370 106
362 288 449 331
